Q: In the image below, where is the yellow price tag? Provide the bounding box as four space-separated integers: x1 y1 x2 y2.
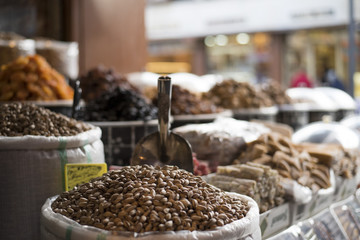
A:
64 163 107 191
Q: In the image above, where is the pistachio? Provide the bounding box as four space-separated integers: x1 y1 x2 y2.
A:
0 103 91 137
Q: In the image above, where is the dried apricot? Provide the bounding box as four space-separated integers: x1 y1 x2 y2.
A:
0 54 73 101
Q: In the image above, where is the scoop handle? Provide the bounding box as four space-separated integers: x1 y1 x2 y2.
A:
157 76 172 161
71 80 82 119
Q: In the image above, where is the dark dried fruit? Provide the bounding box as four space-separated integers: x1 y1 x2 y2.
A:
83 87 158 121
80 65 139 102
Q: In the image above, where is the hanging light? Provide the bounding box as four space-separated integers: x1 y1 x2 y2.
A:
215 34 228 46
204 36 215 47
236 33 250 45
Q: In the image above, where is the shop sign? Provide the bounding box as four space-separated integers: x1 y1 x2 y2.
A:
146 0 360 40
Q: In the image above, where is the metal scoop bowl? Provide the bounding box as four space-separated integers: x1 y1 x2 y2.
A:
130 76 193 173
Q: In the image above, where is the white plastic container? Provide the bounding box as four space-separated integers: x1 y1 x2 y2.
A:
232 106 278 122
286 88 338 123
0 39 35 66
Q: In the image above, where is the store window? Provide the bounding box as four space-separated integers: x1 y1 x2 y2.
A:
284 29 358 90
147 39 193 74
204 33 272 83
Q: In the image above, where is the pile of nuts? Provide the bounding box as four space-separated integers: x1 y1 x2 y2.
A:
51 165 249 233
260 81 293 105
203 79 273 109
0 103 92 137
0 55 74 101
153 85 221 115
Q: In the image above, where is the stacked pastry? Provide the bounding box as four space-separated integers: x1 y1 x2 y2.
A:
234 133 332 192
206 162 285 213
296 143 359 179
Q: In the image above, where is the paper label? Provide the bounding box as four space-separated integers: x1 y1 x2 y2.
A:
64 163 107 191
260 203 290 238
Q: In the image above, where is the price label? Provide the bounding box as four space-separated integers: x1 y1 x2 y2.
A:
64 163 107 191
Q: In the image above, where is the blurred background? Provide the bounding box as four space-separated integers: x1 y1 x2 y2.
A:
1 0 359 95
2 3 360 239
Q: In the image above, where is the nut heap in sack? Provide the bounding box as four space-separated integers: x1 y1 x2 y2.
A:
0 103 92 137
51 165 250 233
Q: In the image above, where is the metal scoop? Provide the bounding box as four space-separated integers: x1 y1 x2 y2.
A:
131 76 193 172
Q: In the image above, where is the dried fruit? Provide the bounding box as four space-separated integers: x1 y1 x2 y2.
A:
0 54 73 101
83 86 158 121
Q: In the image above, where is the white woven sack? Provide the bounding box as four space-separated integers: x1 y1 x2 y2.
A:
0 127 105 240
41 192 260 240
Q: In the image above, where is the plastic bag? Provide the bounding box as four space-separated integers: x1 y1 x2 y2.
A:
0 38 35 66
36 39 79 79
0 127 105 240
280 170 336 204
173 117 270 166
41 193 260 240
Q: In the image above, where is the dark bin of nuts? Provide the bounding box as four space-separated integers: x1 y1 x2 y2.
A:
336 109 356 122
276 104 309 131
308 108 337 123
78 66 159 166
285 88 339 124
88 120 158 166
81 79 158 166
232 106 278 122
315 87 357 121
42 165 260 239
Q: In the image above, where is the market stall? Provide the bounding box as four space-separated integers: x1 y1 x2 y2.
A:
1 1 360 239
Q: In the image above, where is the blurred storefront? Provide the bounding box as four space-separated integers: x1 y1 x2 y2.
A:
145 0 360 93
284 29 359 89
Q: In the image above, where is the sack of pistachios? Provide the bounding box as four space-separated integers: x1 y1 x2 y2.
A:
41 165 260 240
0 103 105 240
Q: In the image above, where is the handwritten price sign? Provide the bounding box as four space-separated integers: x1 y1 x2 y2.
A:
64 163 107 191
